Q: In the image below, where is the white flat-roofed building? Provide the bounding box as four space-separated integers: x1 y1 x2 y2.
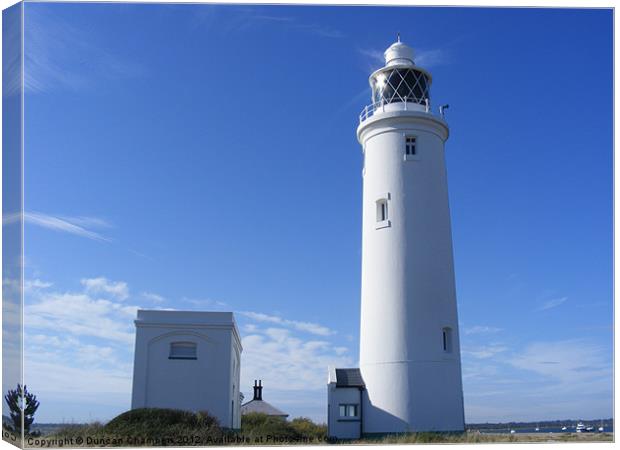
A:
131 310 242 429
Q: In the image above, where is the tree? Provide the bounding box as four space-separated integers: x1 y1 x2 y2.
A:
4 384 39 435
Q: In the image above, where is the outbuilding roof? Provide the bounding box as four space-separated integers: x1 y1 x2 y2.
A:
241 399 288 417
335 368 365 388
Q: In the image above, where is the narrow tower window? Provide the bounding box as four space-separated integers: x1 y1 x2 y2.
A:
375 195 391 229
169 342 197 360
377 199 388 222
442 327 453 353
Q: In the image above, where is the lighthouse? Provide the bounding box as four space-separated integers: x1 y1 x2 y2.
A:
327 37 464 438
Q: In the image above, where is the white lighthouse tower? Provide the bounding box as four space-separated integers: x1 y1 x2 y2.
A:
357 37 465 434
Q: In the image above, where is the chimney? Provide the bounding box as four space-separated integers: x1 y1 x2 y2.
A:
252 379 263 401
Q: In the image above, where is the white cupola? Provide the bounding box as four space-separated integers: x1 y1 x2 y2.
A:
384 36 415 67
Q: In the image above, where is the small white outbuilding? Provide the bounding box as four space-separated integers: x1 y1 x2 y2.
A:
131 310 242 429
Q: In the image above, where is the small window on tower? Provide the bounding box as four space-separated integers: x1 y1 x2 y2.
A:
442 327 453 353
377 199 388 222
405 136 417 160
375 196 391 229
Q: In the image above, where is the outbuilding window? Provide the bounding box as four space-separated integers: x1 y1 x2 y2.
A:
169 342 197 360
339 404 358 417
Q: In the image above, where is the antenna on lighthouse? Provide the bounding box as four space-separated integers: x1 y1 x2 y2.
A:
397 32 401 42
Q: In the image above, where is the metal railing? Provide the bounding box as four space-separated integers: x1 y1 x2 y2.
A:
359 98 431 123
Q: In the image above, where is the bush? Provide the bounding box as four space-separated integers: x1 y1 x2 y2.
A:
104 408 222 442
289 417 327 439
240 413 299 440
49 409 225 446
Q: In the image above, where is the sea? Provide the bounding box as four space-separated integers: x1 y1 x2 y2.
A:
479 426 614 434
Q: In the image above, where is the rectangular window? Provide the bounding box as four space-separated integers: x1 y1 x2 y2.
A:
442 328 452 353
339 404 358 417
169 342 197 360
405 136 416 156
376 199 388 222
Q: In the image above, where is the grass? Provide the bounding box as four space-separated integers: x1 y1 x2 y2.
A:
9 410 613 447
352 431 614 444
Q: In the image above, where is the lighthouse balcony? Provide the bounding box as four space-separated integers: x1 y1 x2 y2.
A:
359 98 433 123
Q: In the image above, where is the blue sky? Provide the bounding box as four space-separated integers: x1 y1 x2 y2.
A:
16 4 612 424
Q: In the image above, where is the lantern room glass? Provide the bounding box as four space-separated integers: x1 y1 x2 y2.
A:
372 68 430 106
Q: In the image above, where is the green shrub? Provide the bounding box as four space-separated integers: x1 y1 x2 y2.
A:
240 413 299 440
55 422 106 439
48 408 225 446
289 417 326 439
104 408 222 441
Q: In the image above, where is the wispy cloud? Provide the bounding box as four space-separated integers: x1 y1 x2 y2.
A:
26 277 138 344
416 48 450 68
25 7 143 93
462 338 613 422
226 8 344 39
240 325 353 420
464 325 503 335
24 279 53 291
462 343 508 359
537 296 567 311
182 297 228 310
81 277 129 301
357 47 384 67
357 45 451 71
4 211 112 242
510 339 611 387
239 311 334 337
141 292 165 304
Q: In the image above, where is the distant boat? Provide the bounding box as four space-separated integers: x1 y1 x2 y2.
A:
535 424 540 432
576 422 586 433
598 420 604 432
510 430 516 434
561 426 567 431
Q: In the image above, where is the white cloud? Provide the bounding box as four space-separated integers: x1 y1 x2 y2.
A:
241 326 353 394
3 211 112 242
537 296 568 311
464 325 503 335
357 46 450 70
333 346 348 356
415 48 450 68
25 278 138 344
181 297 228 310
27 292 136 344
25 279 53 291
141 292 165 304
237 312 352 421
239 311 334 336
232 9 344 38
58 216 112 229
81 277 129 301
25 7 143 93
462 344 508 359
510 339 611 387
